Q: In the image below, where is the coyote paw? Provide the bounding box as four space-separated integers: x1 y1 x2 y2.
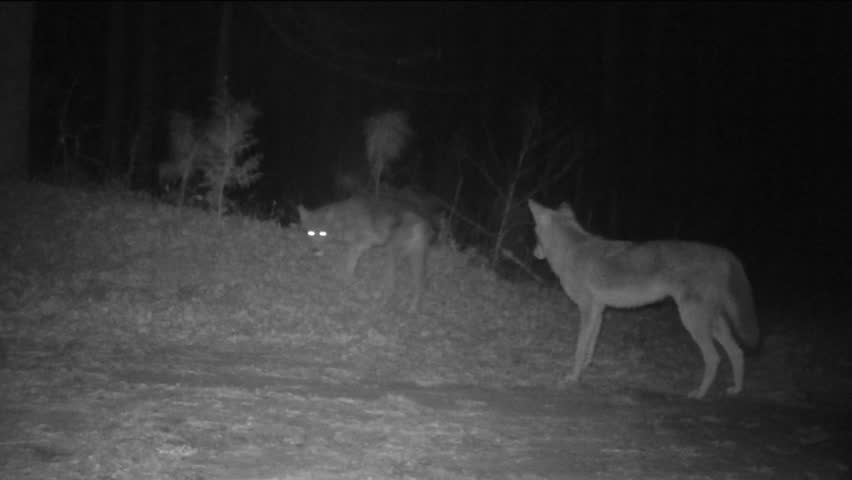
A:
725 385 742 396
556 373 580 389
687 388 706 399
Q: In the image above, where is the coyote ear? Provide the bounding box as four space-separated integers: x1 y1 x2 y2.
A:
558 202 574 215
528 199 543 216
528 199 550 225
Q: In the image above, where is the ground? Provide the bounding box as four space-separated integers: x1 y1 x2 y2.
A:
0 181 849 479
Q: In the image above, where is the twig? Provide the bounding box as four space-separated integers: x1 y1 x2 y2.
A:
499 247 547 284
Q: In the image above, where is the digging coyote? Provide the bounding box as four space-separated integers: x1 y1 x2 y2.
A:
298 195 433 312
528 199 759 399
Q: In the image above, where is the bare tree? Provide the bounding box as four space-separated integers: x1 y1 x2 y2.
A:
200 91 263 218
162 111 201 209
0 2 33 179
476 98 581 270
600 4 622 176
215 1 232 96
128 2 159 189
103 2 125 179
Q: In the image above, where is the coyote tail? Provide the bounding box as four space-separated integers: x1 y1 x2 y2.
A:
726 256 760 348
365 110 412 194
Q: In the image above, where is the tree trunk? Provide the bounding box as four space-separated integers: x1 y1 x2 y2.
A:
130 2 158 189
599 4 622 233
600 4 621 170
0 2 34 180
693 7 715 170
103 2 126 179
215 1 232 95
644 4 666 169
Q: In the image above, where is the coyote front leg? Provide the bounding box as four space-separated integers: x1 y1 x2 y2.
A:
342 242 372 282
567 303 604 383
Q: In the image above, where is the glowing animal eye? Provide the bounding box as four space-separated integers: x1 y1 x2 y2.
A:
318 231 327 237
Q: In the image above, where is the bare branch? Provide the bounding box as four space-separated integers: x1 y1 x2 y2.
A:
432 195 496 239
499 247 547 284
476 117 507 197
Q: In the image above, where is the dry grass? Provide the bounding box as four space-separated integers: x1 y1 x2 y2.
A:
0 181 847 479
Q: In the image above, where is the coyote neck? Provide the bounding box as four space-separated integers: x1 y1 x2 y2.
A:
542 221 595 274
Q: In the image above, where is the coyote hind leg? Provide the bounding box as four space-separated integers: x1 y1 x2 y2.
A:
679 301 721 399
713 317 745 395
406 249 426 313
403 222 429 313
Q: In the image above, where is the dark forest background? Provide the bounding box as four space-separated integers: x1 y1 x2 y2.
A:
1 2 850 302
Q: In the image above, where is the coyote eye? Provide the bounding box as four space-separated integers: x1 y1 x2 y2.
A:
307 230 327 237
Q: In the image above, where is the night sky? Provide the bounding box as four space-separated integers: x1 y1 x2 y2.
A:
29 2 852 299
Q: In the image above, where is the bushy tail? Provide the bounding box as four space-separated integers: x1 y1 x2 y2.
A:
726 256 760 348
364 110 412 195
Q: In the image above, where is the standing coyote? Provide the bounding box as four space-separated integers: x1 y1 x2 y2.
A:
298 195 433 312
528 200 759 399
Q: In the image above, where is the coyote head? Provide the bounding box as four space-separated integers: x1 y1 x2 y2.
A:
529 199 585 260
297 205 331 257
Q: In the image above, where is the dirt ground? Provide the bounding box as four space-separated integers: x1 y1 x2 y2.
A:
1 182 849 479
1 340 849 479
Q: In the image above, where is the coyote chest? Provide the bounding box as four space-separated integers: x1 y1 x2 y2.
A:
297 196 433 312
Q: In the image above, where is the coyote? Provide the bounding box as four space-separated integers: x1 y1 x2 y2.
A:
297 195 433 312
528 200 759 399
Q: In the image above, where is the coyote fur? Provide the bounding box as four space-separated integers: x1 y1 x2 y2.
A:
298 195 433 312
528 199 759 398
